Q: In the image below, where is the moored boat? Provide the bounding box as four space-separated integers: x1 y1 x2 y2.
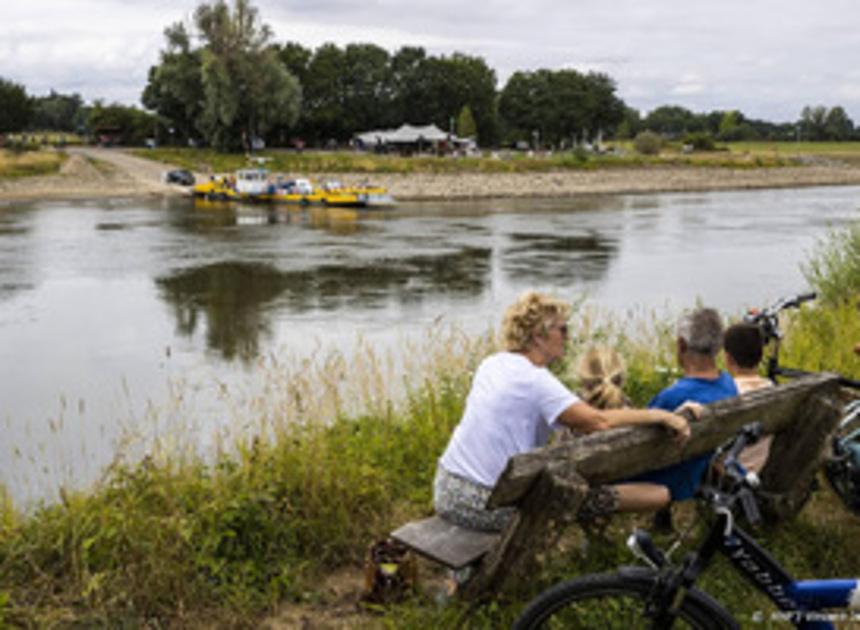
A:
192 169 395 208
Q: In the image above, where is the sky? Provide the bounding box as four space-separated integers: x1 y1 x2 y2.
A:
2 0 860 125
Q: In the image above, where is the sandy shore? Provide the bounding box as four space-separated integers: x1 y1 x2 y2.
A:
3 147 860 204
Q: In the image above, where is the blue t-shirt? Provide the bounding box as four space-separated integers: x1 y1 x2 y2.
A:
633 372 738 500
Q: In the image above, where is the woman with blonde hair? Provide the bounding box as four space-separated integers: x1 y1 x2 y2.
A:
433 290 692 533
576 346 630 410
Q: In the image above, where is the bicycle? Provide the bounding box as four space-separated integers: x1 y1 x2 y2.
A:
744 292 860 516
512 423 860 629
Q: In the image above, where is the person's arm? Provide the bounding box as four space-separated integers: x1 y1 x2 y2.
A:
557 401 691 443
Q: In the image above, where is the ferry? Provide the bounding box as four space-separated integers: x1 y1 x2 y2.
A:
193 169 395 208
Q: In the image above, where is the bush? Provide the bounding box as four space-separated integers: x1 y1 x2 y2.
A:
802 222 860 305
633 130 663 155
682 132 716 152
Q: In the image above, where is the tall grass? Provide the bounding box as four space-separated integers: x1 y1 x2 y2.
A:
4 222 860 626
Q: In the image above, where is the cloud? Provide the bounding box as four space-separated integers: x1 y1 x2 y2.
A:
1 0 859 123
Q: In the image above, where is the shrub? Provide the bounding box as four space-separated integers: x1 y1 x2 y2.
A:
802 222 860 305
682 132 716 152
633 130 663 156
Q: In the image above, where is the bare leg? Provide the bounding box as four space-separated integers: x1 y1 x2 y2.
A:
614 482 670 512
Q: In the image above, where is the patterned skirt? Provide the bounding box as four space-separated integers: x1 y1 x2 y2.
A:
432 464 516 532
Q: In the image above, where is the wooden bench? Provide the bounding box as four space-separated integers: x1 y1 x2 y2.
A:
390 515 500 570
391 373 844 600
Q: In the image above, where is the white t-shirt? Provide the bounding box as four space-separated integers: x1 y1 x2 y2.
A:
439 352 579 487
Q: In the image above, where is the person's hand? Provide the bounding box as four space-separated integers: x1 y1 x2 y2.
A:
674 401 704 420
661 411 691 445
854 342 860 356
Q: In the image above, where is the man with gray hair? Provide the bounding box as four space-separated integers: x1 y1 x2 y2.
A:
633 307 738 530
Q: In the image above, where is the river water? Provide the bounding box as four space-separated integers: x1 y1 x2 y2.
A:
2 186 858 505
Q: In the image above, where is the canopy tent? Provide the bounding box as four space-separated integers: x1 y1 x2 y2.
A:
354 124 472 151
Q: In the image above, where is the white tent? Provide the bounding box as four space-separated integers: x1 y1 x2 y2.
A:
355 124 461 148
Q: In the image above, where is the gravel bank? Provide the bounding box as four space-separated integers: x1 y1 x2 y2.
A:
3 148 860 204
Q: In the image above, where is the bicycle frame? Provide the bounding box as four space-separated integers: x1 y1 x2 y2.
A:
653 509 860 629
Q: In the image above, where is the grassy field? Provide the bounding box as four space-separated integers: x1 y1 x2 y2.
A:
132 141 810 176
2 204 860 627
0 149 66 179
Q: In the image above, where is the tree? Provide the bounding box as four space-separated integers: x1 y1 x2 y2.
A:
194 0 300 151
143 0 301 151
800 105 827 141
0 78 32 133
643 105 701 137
615 107 642 140
824 106 854 141
498 68 624 147
457 105 477 138
340 43 394 133
88 102 159 145
302 43 347 144
30 91 84 132
717 110 740 140
141 23 204 144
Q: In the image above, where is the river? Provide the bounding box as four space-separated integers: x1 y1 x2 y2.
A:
2 185 858 505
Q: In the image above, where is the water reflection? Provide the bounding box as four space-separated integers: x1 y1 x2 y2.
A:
156 246 491 359
157 262 284 362
0 210 34 300
503 231 616 283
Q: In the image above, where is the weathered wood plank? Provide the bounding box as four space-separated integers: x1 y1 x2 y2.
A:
487 373 841 509
759 392 843 521
461 461 588 600
390 516 500 569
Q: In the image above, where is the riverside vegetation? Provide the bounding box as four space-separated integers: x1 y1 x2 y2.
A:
3 225 860 627
135 141 807 177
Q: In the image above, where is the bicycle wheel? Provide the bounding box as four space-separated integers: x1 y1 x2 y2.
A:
512 568 738 629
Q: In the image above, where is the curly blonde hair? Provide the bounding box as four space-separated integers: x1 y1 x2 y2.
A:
501 291 572 352
576 346 628 409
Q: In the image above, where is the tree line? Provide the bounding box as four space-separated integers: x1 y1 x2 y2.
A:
1 0 858 150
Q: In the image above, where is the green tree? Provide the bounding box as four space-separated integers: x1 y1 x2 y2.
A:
456 105 477 138
615 106 642 140
142 23 204 144
643 105 701 137
824 106 854 141
88 102 159 145
30 91 84 132
800 105 828 141
340 43 394 133
0 78 32 133
302 43 347 144
499 68 624 147
276 41 312 88
390 46 429 125
194 0 300 150
717 110 740 140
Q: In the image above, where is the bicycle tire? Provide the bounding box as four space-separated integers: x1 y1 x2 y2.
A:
512 568 738 630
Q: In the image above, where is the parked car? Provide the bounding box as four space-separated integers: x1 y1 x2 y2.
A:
164 169 195 186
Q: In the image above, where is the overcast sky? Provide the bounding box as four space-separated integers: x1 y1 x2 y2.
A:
3 0 859 124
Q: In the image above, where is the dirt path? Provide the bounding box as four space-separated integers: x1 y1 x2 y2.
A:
0 147 187 203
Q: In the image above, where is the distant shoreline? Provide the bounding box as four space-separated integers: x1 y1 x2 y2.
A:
3 147 860 204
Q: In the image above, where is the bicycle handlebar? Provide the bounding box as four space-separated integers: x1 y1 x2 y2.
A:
700 423 764 525
719 422 761 480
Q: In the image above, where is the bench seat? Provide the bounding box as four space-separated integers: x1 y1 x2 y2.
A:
390 515 500 570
